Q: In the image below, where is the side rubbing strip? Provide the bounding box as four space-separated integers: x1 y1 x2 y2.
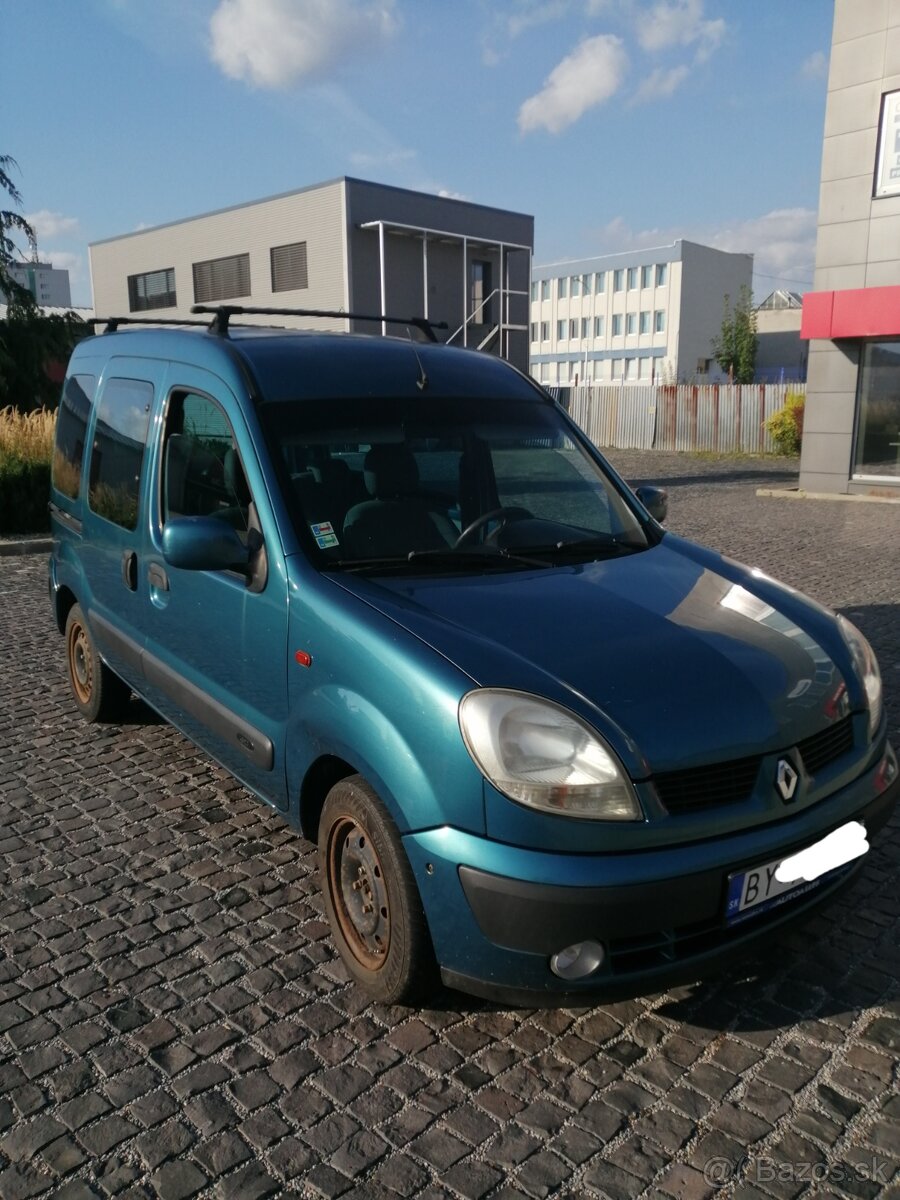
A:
90 610 144 675
142 652 274 772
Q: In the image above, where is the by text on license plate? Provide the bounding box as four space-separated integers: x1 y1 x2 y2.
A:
725 820 869 925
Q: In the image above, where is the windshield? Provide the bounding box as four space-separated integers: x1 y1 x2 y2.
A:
261 395 649 570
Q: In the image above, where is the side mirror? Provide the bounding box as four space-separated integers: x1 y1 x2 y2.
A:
162 516 250 572
634 485 668 524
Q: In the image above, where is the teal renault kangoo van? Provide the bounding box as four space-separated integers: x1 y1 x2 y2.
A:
49 307 898 1005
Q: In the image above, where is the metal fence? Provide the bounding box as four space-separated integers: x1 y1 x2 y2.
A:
549 383 806 453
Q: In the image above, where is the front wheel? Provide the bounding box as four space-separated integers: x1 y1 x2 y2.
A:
319 775 437 1004
64 604 130 722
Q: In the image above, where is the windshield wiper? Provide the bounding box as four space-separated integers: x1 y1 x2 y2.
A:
407 546 551 570
329 547 551 574
517 535 644 561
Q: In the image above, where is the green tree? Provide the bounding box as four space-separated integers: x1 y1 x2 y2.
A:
1 154 83 411
710 285 758 384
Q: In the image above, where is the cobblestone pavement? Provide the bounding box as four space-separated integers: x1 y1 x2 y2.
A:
1 452 898 1200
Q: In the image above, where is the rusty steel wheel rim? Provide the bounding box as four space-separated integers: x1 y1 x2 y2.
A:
326 815 391 971
67 620 93 706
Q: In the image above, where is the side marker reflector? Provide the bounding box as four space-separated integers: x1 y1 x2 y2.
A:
295 650 312 668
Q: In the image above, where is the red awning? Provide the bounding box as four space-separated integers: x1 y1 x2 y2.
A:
801 286 900 340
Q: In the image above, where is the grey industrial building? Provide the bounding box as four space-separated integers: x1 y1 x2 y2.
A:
89 177 534 371
801 0 900 494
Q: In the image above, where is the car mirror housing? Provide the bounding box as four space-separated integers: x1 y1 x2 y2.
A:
162 516 250 573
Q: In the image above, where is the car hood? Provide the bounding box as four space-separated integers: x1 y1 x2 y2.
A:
329 536 848 775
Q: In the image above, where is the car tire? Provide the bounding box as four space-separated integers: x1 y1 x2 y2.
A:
64 603 130 722
319 775 437 1004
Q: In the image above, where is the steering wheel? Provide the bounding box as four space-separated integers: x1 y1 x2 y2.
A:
454 506 532 547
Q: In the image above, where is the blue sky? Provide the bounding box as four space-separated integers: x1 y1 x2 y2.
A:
4 0 833 308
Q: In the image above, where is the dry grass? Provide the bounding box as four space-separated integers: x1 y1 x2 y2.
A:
0 406 55 465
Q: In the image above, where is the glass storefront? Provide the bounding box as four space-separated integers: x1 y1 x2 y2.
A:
853 340 900 479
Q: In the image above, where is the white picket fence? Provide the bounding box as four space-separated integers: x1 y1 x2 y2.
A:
548 383 805 454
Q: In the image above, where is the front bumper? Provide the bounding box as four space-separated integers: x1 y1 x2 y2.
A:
404 743 898 1005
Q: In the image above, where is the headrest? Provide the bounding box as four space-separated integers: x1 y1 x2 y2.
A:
363 444 419 499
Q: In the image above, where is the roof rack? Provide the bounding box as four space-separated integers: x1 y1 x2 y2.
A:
190 304 447 341
89 316 212 333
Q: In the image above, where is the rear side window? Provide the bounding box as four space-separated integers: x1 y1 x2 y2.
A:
88 377 153 530
53 374 95 499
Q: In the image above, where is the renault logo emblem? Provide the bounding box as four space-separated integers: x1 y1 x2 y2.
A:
776 759 799 802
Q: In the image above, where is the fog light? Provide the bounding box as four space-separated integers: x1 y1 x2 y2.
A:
549 940 605 980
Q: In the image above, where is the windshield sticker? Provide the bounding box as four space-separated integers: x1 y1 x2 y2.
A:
310 521 339 549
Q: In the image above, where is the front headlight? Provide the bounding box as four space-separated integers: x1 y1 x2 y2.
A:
837 615 883 738
459 689 642 820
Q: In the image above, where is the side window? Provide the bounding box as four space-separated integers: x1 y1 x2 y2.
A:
53 373 95 499
162 391 251 543
88 377 153 529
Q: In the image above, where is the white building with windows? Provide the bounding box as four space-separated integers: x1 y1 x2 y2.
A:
530 239 752 386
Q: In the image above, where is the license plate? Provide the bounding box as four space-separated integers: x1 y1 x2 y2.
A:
725 821 868 925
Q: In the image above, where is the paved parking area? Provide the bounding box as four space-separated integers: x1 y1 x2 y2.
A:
0 452 898 1200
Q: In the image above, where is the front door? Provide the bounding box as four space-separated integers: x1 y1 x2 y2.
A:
140 368 290 809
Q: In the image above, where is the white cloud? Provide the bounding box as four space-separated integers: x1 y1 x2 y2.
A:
636 0 725 62
208 0 398 89
631 64 689 103
24 210 80 242
588 207 817 295
518 34 628 134
801 50 827 80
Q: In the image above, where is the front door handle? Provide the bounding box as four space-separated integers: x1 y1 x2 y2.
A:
121 550 138 591
148 562 169 591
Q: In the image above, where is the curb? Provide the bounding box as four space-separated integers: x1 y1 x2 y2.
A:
756 487 900 505
0 538 53 557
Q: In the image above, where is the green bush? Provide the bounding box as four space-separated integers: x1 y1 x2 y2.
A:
0 454 51 534
765 392 805 456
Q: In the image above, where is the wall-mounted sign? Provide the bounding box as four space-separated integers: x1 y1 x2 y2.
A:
875 89 900 198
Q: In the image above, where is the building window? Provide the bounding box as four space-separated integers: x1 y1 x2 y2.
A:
569 319 578 340
654 309 666 333
625 357 638 380
541 279 550 301
611 358 622 380
558 277 568 299
127 267 176 312
541 321 549 341
271 241 308 293
626 313 636 335
557 319 566 340
530 322 538 342
571 276 581 298
639 357 652 380
88 378 153 530
531 282 538 301
613 269 624 292
656 263 667 287
581 317 590 339
559 361 570 382
627 267 638 290
193 253 251 303
854 341 900 478
582 274 592 295
641 265 652 289
596 271 606 293
594 316 605 338
639 311 650 334
612 314 623 336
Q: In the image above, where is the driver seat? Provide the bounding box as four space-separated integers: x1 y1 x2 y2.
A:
342 444 456 558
